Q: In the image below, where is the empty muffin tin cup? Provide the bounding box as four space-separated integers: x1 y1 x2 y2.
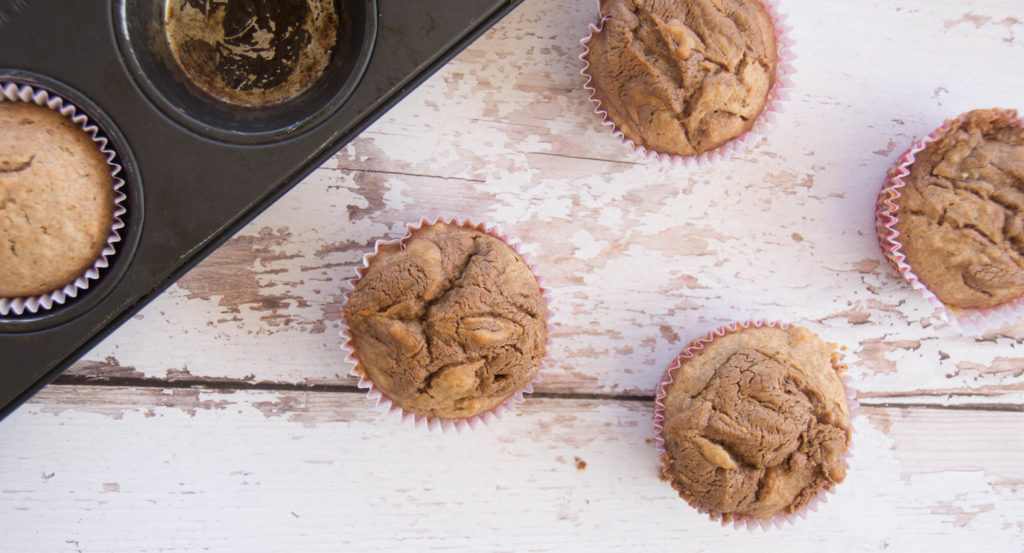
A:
115 0 378 144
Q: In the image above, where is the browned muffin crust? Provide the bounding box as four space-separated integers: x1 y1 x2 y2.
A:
660 326 850 521
0 101 115 298
894 108 1024 309
342 223 547 419
587 0 777 156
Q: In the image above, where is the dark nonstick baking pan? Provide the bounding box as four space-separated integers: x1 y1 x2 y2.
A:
0 0 525 421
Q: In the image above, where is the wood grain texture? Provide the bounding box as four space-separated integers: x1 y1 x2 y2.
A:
1 386 1021 552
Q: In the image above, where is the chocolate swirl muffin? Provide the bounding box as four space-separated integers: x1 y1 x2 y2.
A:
658 325 850 521
342 223 548 420
893 108 1024 309
586 0 777 156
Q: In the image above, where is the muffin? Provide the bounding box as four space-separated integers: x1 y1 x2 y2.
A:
341 221 548 421
0 99 116 300
655 323 851 524
882 108 1024 311
584 0 778 157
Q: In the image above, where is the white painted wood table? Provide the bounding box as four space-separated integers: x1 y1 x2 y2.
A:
3 1 1024 551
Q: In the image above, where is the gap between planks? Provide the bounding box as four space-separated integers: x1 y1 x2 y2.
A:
49 374 1024 412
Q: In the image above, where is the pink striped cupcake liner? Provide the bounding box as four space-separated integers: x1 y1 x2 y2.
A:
876 109 1024 333
579 0 795 166
0 81 127 316
338 216 553 433
653 320 858 530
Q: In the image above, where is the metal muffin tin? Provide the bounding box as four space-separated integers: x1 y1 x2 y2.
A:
0 0 524 420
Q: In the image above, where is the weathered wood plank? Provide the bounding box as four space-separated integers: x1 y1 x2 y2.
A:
0 386 1021 552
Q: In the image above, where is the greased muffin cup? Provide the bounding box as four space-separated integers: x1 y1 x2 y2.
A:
0 81 127 316
876 109 1024 333
579 0 795 166
653 320 858 530
339 216 552 432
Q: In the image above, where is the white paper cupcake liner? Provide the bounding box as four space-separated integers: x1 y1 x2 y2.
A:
652 320 858 530
338 215 553 433
0 81 127 316
876 109 1024 333
579 0 795 166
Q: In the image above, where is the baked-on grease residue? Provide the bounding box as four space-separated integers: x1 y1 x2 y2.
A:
164 0 340 107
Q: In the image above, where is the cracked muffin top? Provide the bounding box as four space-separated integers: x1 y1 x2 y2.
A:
0 101 115 298
659 325 850 521
342 223 547 419
894 108 1024 309
586 0 777 156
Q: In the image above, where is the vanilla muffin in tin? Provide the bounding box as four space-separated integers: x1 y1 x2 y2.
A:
0 84 125 315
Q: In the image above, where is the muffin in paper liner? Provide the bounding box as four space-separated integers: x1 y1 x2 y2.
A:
652 320 858 530
876 109 1024 333
0 81 128 316
338 216 552 433
579 0 795 166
